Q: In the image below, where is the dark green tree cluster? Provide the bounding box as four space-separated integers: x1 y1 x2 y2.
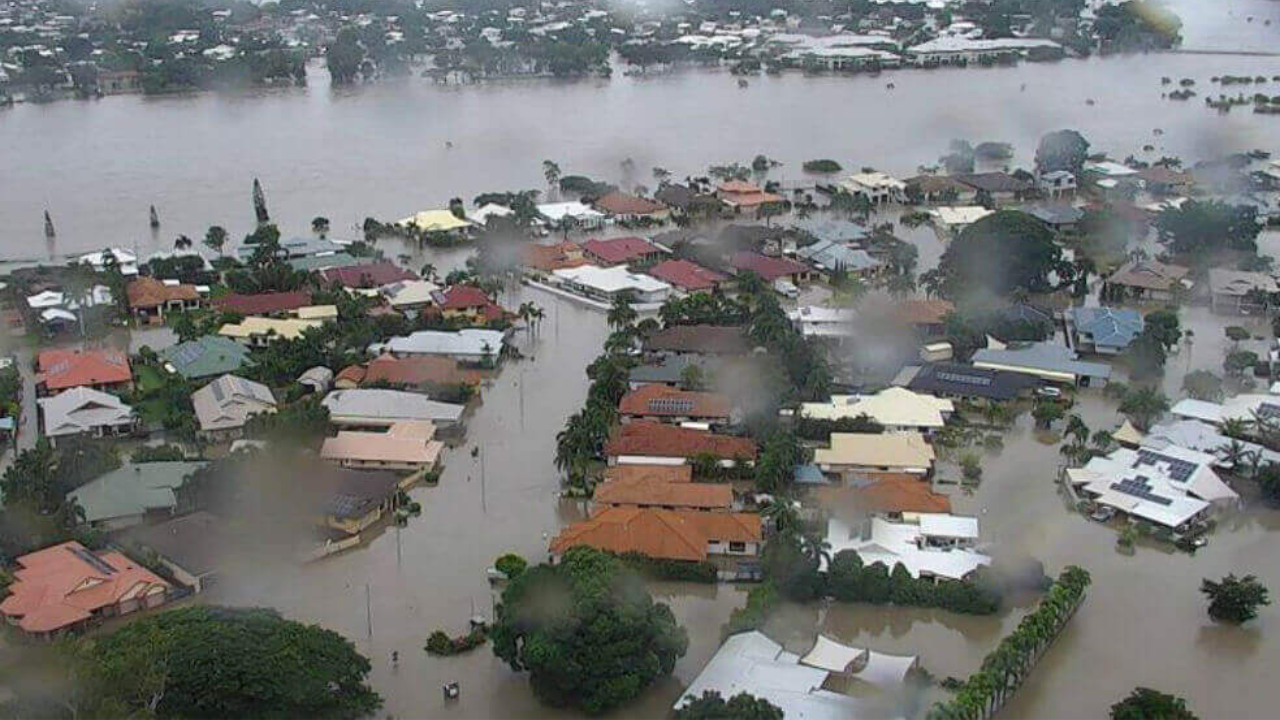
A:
927 566 1092 720
490 547 688 714
1094 1 1183 51
657 293 750 327
795 414 885 442
243 395 331 449
0 438 123 556
1110 687 1198 720
753 429 804 494
1201 573 1270 624
1154 200 1261 262
675 690 783 719
828 551 1002 614
924 211 1064 300
1035 129 1090 176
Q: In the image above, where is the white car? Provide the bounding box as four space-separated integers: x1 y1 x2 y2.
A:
1036 386 1062 399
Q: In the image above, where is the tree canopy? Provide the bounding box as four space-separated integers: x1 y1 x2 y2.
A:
490 547 688 714
1154 200 1260 261
930 211 1063 299
674 691 784 720
1110 687 1198 720
1035 129 1090 175
1201 574 1270 624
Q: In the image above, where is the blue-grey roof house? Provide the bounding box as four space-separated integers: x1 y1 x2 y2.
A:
796 239 882 276
1069 306 1144 355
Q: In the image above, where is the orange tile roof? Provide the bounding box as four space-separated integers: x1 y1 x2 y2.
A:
603 465 693 484
126 277 199 309
604 421 757 461
593 478 733 510
36 348 132 391
593 191 668 216
0 541 169 634
895 299 955 326
618 384 731 420
814 474 953 515
525 242 588 272
362 354 483 387
549 507 760 562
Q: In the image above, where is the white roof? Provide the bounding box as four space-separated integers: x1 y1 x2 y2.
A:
815 432 936 470
1071 444 1236 527
799 635 916 687
552 264 671 295
469 203 515 224
40 308 77 324
381 279 441 307
788 305 857 324
26 290 64 309
930 205 993 227
322 388 465 424
372 328 504 357
918 513 979 539
842 171 906 191
802 387 953 429
825 517 991 581
909 36 1060 53
38 386 134 438
1083 160 1139 177
1170 398 1223 425
536 201 605 222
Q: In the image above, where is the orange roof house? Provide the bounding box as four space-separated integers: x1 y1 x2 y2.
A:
36 348 133 394
335 355 483 390
618 384 732 423
602 465 693 484
0 541 170 637
593 477 733 511
604 421 757 463
433 285 508 323
814 474 953 516
717 180 783 209
895 299 955 331
525 242 588 272
549 507 761 562
126 277 199 310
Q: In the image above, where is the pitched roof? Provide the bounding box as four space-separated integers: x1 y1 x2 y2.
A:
116 511 227 577
729 252 809 281
321 422 443 465
321 388 465 424
594 477 733 509
191 374 277 432
215 290 312 316
604 421 757 461
592 191 667 216
38 387 134 438
628 354 718 385
313 467 402 520
618 384 732 419
646 259 727 292
360 354 482 387
0 541 170 634
433 285 507 321
37 348 132 391
319 261 417 288
126 277 199 309
525 241 588 271
549 507 761 562
582 236 663 265
801 388 953 428
814 475 952 515
68 461 204 523
218 316 322 341
644 325 749 355
159 335 252 380
907 362 1035 401
1070 306 1144 349
972 342 1112 381
894 299 954 326
603 464 694 484
814 432 936 469
1106 260 1189 291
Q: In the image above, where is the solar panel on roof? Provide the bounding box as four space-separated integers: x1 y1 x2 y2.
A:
1135 449 1197 484
69 546 117 575
210 381 225 402
649 398 696 414
1110 476 1173 506
936 371 992 387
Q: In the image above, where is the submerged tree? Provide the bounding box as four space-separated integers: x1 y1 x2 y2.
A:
1201 574 1270 624
1110 687 1198 720
252 177 270 224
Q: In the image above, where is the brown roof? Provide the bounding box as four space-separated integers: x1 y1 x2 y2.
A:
644 325 750 355
126 277 199 309
319 262 417 288
549 507 760 562
215 291 312 316
906 175 971 194
1106 260 1190 292
36 348 132 391
604 421 757 461
895 299 955 326
603 465 693 484
361 354 482 387
814 475 953 515
593 478 733 510
618 384 731 420
593 191 668 216
525 242 588 272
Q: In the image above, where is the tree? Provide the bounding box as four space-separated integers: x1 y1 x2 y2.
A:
1128 329 1168 380
1182 370 1224 402
73 606 381 718
607 292 638 330
1201 574 1270 624
203 226 228 256
1155 200 1260 260
1119 386 1170 431
542 160 562 192
1224 350 1259 377
1035 129 1090 175
1254 463 1280 505
251 177 270 224
490 547 687 714
326 26 365 84
494 553 528 579
312 216 330 236
675 691 783 720
1032 399 1065 429
1110 687 1198 720
932 211 1062 299
1225 325 1251 346
1145 310 1181 350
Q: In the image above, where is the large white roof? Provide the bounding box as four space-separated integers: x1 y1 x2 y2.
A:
322 388 464 424
373 328 505 357
825 517 990 581
536 201 604 222
553 264 671 294
1071 444 1236 527
802 387 953 429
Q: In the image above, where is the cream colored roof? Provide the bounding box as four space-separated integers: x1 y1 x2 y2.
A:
397 209 473 232
814 432 935 469
930 205 993 227
1113 420 1144 446
321 421 443 465
801 387 953 428
294 305 338 320
218 317 322 340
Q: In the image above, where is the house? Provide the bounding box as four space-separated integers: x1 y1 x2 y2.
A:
315 467 403 535
591 191 671 221
1170 393 1280 428
677 632 917 719
1137 166 1196 196
432 284 508 323
796 239 882 277
627 354 718 390
604 421 757 467
550 507 761 578
644 325 750 356
581 236 666 267
646 259 727 294
191 374 276 441
468 203 515 226
618 384 732 425
716 180 784 211
67 461 204 530
814 432 935 480
813 474 953 518
524 241 588 272
372 328 506 363
906 362 1036 402
36 348 132 396
233 236 349 263
1025 203 1084 233
840 172 906 204
158 335 253 380
972 341 1111 386
1068 306 1144 355
396 209 473 234
298 366 333 394
906 174 975 203
536 201 606 230
789 217 870 245
126 277 202 323
655 184 719 215
788 305 857 341
77 248 139 276
929 206 994 238
321 388 465 428
116 511 227 593
824 515 991 581
551 265 672 304
214 290 312 317
337 354 482 391
894 299 954 336
1037 170 1077 198
380 279 441 311
801 387 954 434
953 172 1034 203
592 476 733 512
1067 445 1238 531
729 251 813 285
1102 260 1190 303
907 36 1061 64
218 317 323 347
1207 268 1278 315
319 261 417 289
321 421 444 473
39 387 136 444
0 541 170 639
1145 419 1280 471
603 464 694 485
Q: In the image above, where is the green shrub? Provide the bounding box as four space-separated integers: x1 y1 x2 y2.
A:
495 553 528 579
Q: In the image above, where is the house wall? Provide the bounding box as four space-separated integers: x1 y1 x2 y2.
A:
327 506 385 535
331 457 430 472
706 540 760 557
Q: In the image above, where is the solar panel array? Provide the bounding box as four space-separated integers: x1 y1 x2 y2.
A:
327 493 372 518
69 546 117 575
649 398 696 414
210 380 225 403
170 342 206 366
1135 449 1196 483
1110 475 1173 506
935 371 993 387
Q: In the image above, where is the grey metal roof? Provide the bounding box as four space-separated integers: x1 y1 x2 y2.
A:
795 239 881 273
322 388 464 424
908 362 1036 401
972 342 1111 380
1070 306 1144 350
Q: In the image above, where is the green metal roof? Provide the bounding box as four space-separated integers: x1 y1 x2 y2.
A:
159 335 253 380
67 461 206 524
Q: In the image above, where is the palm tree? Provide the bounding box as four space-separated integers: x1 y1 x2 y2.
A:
761 498 799 534
1217 439 1248 474
1221 417 1250 441
61 267 92 337
420 263 438 282
1119 386 1170 431
606 292 638 330
1065 414 1089 445
204 226 228 256
542 160 561 193
174 235 194 251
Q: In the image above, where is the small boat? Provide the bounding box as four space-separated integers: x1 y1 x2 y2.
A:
149 205 160 228
43 210 55 238
737 78 748 88
1085 98 1096 106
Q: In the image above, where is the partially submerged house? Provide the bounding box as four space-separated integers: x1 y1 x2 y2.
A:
644 325 750 356
824 514 992 581
840 172 907 204
336 354 482 391
905 362 1036 402
788 305 857 341
1067 306 1144 355
592 476 733 512
728 251 813 286
801 387 953 434
618 384 732 426
1102 260 1190 303
551 264 672 304
67 461 204 531
592 191 671 222
314 467 404 535
645 259 727 294
372 328 505 363
116 511 227 593
214 290 312 317
604 421 757 467
191 374 276 441
322 388 465 428
1208 267 1278 315
1067 445 1238 532
972 341 1111 387
320 421 444 473
814 432 936 480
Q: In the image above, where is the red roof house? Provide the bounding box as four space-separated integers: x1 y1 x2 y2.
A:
549 507 760 562
36 348 133 394
604 421 757 464
215 290 312 316
592 191 670 219
646 259 727 293
320 261 418 288
729 252 811 284
581 237 665 267
432 285 508 323
618 384 732 423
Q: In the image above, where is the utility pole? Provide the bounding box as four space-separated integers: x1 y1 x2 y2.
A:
480 448 487 514
365 583 372 639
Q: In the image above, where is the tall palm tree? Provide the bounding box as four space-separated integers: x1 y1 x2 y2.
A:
606 292 638 330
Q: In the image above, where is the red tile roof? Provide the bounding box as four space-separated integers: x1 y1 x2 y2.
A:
814 475 953 515
435 285 507 322
582 236 662 265
320 261 418 288
36 348 132 391
525 242 588 271
603 464 694 484
215 290 312 316
126 277 199 309
729 252 808 282
646 259 727 292
604 421 757 461
593 191 668 216
593 478 733 510
0 541 169 634
618 384 731 420
643 325 749 355
549 507 760 562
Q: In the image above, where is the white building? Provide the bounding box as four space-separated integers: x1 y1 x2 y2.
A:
551 264 672 304
840 172 907 204
787 305 857 340
536 201 605 230
1067 445 1238 531
908 37 1062 64
322 388 465 428
824 514 992 582
371 328 505 363
801 387 954 434
76 247 139 276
